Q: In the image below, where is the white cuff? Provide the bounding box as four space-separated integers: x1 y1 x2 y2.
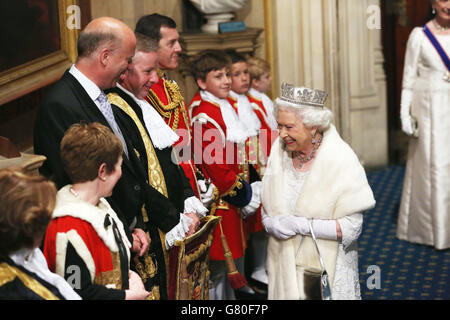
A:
241 181 262 218
184 196 208 217
165 213 193 250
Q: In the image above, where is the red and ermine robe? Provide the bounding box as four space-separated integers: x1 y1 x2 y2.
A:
44 186 131 300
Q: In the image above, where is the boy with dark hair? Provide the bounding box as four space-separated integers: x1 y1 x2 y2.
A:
226 50 270 293
189 49 260 300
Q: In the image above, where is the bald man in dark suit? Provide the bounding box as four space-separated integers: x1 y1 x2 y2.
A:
34 17 179 299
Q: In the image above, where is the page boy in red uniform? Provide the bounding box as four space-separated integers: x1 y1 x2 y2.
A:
225 50 266 294
189 50 261 300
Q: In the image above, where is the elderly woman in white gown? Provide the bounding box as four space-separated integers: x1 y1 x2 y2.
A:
261 83 376 300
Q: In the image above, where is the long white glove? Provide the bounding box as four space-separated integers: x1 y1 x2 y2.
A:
261 209 338 241
261 211 299 240
291 217 338 240
198 179 215 207
400 89 417 137
310 219 338 241
184 196 208 217
241 181 262 218
284 216 338 240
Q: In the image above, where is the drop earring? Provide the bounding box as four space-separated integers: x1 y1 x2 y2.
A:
311 132 317 144
432 8 436 15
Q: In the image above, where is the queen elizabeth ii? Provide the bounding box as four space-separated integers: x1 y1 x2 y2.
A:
261 83 376 300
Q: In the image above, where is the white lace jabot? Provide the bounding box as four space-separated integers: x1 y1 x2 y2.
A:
229 90 261 137
248 88 278 130
199 90 250 144
117 84 179 150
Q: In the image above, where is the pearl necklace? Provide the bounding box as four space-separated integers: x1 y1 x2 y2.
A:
433 19 450 32
294 133 323 169
69 187 79 197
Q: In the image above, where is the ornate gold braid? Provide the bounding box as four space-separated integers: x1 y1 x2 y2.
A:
107 93 168 199
146 78 190 132
0 262 60 300
108 92 171 294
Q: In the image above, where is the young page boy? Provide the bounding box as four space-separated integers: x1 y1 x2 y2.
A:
189 50 261 300
247 56 278 158
226 51 269 290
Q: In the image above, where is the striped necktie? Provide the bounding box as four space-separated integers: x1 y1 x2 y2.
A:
96 92 129 158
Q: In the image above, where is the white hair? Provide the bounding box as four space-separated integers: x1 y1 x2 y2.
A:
275 98 333 132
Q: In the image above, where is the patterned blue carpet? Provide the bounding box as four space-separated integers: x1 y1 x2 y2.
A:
359 165 449 300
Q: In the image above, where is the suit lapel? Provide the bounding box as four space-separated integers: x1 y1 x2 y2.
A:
62 71 108 125
62 71 137 176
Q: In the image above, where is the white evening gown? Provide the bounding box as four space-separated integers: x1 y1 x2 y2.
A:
284 154 363 300
397 27 450 250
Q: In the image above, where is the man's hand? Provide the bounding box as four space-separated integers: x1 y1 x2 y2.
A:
131 228 149 257
184 212 200 236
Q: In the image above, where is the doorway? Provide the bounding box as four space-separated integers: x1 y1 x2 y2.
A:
381 0 432 164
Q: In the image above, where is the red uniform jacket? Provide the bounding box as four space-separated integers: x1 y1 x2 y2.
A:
146 77 200 197
190 93 253 261
229 95 266 235
246 92 278 160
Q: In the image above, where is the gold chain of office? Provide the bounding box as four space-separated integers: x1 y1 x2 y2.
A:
146 79 189 132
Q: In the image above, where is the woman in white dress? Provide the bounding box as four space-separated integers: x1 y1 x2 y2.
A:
261 83 375 300
397 0 450 250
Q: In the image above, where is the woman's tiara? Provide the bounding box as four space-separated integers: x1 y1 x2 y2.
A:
279 82 328 108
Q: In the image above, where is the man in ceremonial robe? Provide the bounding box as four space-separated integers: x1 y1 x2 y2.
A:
105 34 206 298
134 13 204 199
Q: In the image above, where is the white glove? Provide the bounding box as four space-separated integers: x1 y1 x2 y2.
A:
310 219 338 240
287 215 310 236
241 181 262 218
198 179 215 207
165 213 193 249
262 212 296 240
400 89 415 136
269 214 310 237
184 196 208 217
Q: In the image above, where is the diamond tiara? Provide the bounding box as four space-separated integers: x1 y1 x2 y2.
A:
279 82 328 108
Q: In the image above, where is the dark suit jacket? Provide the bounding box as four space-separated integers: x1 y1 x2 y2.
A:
34 70 179 235
107 86 195 214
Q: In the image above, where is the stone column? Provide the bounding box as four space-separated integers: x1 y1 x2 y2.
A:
270 0 388 167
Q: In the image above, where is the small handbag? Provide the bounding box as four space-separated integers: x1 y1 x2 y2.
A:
295 219 332 300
